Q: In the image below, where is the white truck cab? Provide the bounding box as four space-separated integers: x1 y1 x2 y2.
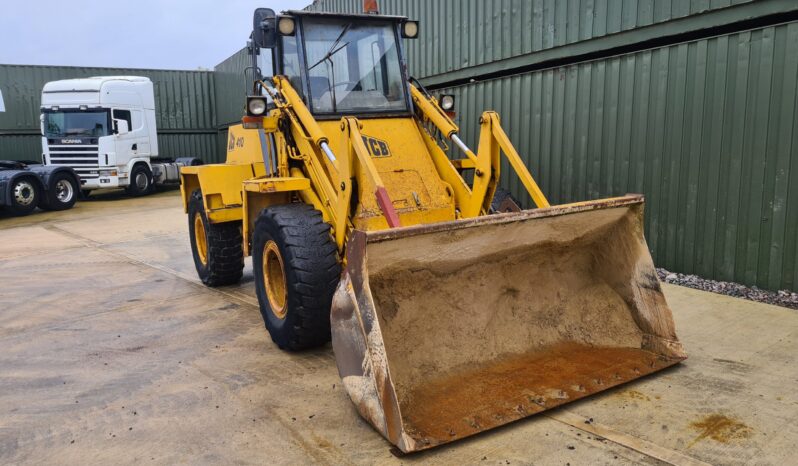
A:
40 76 200 195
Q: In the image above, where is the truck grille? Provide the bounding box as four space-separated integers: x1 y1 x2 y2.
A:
48 145 100 179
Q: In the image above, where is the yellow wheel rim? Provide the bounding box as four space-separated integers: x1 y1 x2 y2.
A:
263 240 287 319
194 213 208 266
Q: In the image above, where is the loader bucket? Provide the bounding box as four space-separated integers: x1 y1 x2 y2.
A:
331 195 686 453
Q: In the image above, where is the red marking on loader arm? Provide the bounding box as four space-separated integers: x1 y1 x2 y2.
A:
375 187 401 228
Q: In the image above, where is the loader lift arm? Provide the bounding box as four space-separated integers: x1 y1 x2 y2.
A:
257 76 403 250
259 73 554 250
411 85 550 216
181 6 686 454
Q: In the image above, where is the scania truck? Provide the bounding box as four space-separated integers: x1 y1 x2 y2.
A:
40 76 200 196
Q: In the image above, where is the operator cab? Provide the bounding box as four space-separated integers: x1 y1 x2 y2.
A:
250 9 419 118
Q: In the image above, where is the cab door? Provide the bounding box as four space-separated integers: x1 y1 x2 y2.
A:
112 108 135 167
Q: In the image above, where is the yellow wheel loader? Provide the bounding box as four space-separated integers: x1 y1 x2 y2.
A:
180 7 686 453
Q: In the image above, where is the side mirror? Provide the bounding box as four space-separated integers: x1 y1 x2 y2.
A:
114 119 129 135
252 8 277 49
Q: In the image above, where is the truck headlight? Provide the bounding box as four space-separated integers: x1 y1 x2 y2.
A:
99 170 118 177
247 96 268 116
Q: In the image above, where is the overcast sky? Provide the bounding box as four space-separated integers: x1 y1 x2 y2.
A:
0 0 312 70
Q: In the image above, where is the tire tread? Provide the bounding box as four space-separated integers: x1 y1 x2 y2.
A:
188 190 244 286
253 203 341 350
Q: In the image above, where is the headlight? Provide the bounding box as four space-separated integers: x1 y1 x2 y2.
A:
402 20 419 39
99 170 118 177
439 94 455 111
278 17 295 36
247 97 268 116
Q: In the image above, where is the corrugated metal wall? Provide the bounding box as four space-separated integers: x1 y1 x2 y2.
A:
214 47 252 128
0 64 219 162
441 23 798 291
306 0 798 291
213 47 253 158
306 0 756 78
1 3 796 291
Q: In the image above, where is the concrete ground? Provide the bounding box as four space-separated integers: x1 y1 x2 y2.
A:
1 190 796 465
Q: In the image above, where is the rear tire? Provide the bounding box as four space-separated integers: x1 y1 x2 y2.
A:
188 190 244 286
39 172 78 211
8 177 40 216
252 204 341 351
126 163 153 196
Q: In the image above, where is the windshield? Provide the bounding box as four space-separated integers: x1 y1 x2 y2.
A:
43 110 110 137
302 18 407 114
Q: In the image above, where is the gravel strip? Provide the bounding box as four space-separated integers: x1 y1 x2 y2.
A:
656 268 798 310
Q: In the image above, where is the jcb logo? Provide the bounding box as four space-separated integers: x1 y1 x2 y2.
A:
228 133 245 151
362 136 391 158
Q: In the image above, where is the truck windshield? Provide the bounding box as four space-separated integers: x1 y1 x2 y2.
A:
303 18 407 114
43 110 110 137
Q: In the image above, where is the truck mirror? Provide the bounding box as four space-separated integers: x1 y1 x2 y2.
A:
114 119 129 135
253 8 277 49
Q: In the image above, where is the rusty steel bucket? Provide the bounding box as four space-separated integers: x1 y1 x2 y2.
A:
331 195 686 453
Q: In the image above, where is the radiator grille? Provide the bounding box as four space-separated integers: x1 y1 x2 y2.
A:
48 145 99 179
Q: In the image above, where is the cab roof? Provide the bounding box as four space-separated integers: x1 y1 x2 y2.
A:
42 76 151 93
285 9 408 21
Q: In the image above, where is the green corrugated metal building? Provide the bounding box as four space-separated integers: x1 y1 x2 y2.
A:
0 0 796 292
307 0 760 79
306 0 798 292
213 47 254 159
0 54 260 165
0 65 220 162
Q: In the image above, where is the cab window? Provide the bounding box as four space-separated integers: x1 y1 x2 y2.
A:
112 109 132 133
302 18 407 115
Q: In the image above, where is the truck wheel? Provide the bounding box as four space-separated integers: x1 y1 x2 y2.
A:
8 177 40 216
39 172 78 211
252 204 341 351
126 164 153 196
188 190 244 286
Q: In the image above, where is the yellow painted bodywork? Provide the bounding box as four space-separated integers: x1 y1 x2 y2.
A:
180 163 256 222
225 120 275 167
243 177 310 194
179 124 271 223
181 74 552 257
319 117 455 231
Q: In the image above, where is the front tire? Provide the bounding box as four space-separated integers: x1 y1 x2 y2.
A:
126 164 153 196
40 172 78 211
252 204 341 351
8 177 40 216
188 190 244 286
